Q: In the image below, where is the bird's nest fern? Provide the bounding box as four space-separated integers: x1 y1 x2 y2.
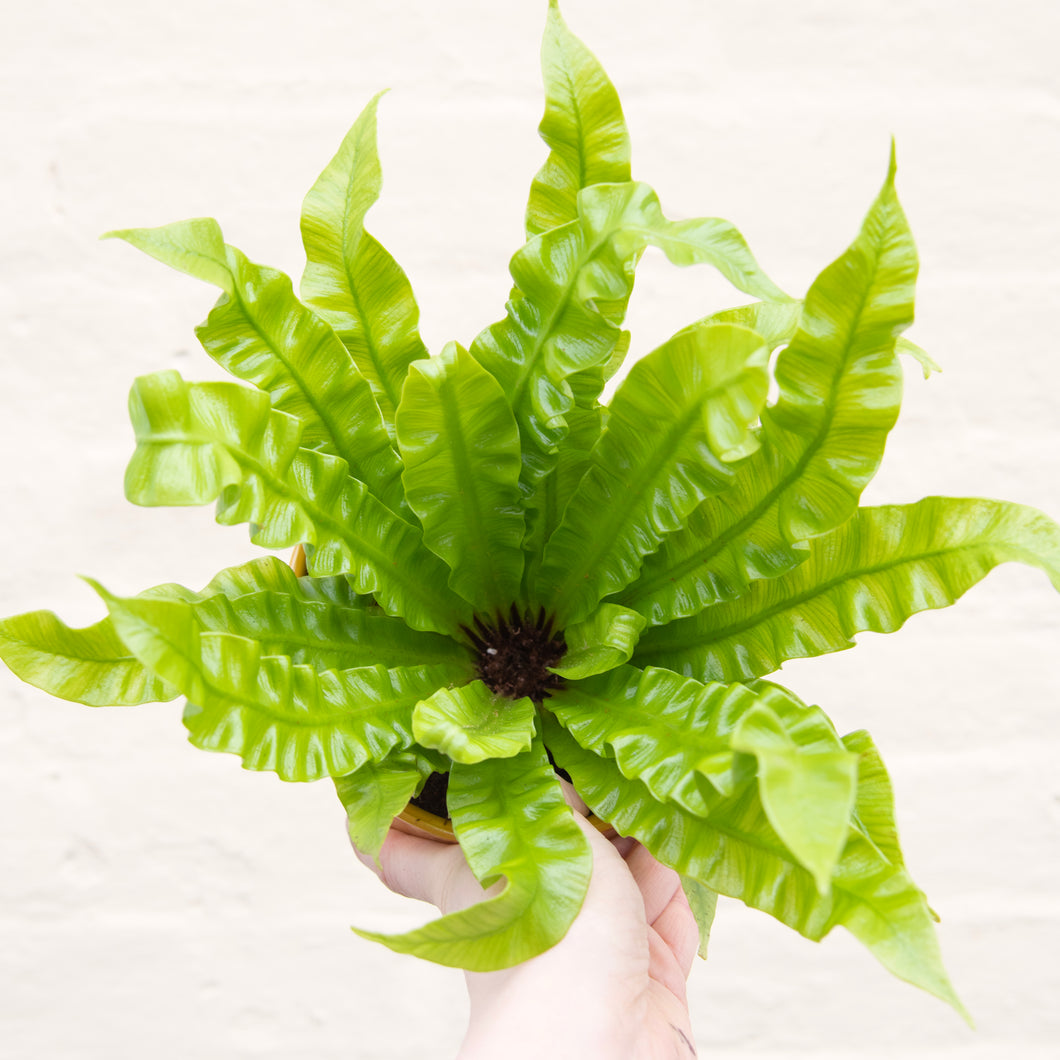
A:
3 1 1059 1021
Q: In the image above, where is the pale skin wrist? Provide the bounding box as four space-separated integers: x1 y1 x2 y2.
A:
458 969 693 1060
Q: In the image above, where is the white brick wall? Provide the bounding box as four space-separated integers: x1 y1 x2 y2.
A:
2 1 1058 1056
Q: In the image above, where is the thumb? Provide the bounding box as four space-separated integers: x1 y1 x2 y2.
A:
352 822 473 911
353 776 597 912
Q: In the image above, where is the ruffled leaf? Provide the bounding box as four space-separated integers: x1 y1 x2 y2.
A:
544 716 967 1019
472 181 787 494
843 728 906 870
396 343 525 611
99 554 468 672
334 752 437 861
765 147 914 542
521 402 605 598
175 584 471 674
549 665 861 889
0 555 316 707
200 555 308 598
636 497 1060 682
614 302 804 625
106 219 407 515
590 182 789 302
0 607 179 706
353 734 592 970
546 665 744 812
536 323 770 624
201 555 392 615
300 93 428 432
412 681 536 764
618 444 810 625
621 152 915 627
124 369 470 634
675 300 803 352
104 216 233 289
91 585 452 782
896 336 941 379
551 602 646 680
526 0 631 237
547 666 850 825
732 695 857 893
566 330 631 411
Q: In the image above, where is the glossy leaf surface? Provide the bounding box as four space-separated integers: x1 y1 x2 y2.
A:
124 370 470 634
842 729 907 870
412 681 536 764
764 148 913 542
0 607 179 706
544 716 967 1018
551 602 645 679
107 220 406 514
5 2 1056 1006
526 0 631 237
676 300 803 352
537 323 770 624
611 301 804 627
334 752 436 860
681 875 718 960
472 181 786 495
94 585 451 782
548 664 852 862
617 442 810 626
396 343 525 611
300 93 428 432
354 735 592 969
547 666 741 812
0 554 333 707
520 402 604 597
171 584 470 673
636 497 1060 682
732 699 858 893
621 152 914 628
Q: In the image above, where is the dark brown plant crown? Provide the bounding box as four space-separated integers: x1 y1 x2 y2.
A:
461 604 566 704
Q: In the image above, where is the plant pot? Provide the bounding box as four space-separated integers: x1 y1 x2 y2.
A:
289 543 615 844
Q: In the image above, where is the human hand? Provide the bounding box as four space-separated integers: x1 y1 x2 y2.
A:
353 797 700 1060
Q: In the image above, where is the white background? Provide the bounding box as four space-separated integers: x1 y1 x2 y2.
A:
2 1 1059 1057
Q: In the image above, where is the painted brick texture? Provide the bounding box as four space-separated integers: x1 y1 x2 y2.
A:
1 1 1058 1057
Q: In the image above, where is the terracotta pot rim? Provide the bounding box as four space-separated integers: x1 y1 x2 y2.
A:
397 801 616 844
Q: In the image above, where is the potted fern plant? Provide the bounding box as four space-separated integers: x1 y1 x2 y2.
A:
1 0 1056 1023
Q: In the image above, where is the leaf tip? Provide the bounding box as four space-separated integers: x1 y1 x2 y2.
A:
363 87 391 121
948 989 975 1029
896 337 942 379
347 826 386 871
100 227 144 246
79 575 115 605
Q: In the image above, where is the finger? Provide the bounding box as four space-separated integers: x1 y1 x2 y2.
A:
652 888 699 979
356 825 469 907
646 925 690 1002
556 775 590 816
570 815 648 925
623 840 684 925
